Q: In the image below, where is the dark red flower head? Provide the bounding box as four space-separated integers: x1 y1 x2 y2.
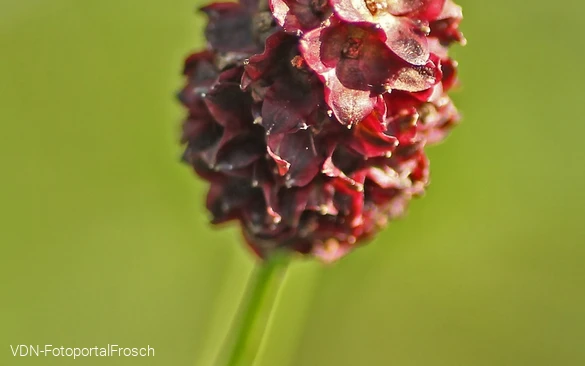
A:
178 0 464 261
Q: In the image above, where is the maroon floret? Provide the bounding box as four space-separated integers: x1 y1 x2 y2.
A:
300 19 440 127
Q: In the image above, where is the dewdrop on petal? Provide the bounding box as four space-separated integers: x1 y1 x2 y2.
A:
178 0 464 261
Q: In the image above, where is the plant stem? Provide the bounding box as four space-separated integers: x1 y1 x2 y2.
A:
222 251 291 366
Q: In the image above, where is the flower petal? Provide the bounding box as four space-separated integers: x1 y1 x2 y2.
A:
267 129 324 187
329 0 429 65
271 0 330 33
300 25 335 74
386 0 445 20
326 72 382 126
334 29 400 89
347 112 398 157
261 79 321 134
378 15 429 65
201 3 257 53
386 58 440 92
204 81 254 129
214 134 265 171
330 0 376 23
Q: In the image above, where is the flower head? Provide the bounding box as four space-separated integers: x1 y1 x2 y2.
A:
178 0 464 261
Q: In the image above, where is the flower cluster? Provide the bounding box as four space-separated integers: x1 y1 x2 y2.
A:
178 0 464 261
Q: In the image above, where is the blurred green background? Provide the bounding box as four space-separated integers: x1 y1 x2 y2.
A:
1 0 585 365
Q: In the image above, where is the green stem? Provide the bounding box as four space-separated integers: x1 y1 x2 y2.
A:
221 251 291 366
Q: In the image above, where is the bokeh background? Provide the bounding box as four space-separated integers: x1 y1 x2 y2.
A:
1 0 585 365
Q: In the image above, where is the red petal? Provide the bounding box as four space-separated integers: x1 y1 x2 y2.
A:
347 113 398 157
271 0 300 32
330 0 376 23
299 25 334 74
271 0 329 33
326 74 382 127
334 27 399 89
183 50 214 76
261 79 321 135
243 32 297 82
329 0 429 65
301 25 386 126
378 16 429 65
386 58 440 92
214 134 265 171
387 0 445 20
204 82 253 130
200 3 257 53
267 129 324 187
